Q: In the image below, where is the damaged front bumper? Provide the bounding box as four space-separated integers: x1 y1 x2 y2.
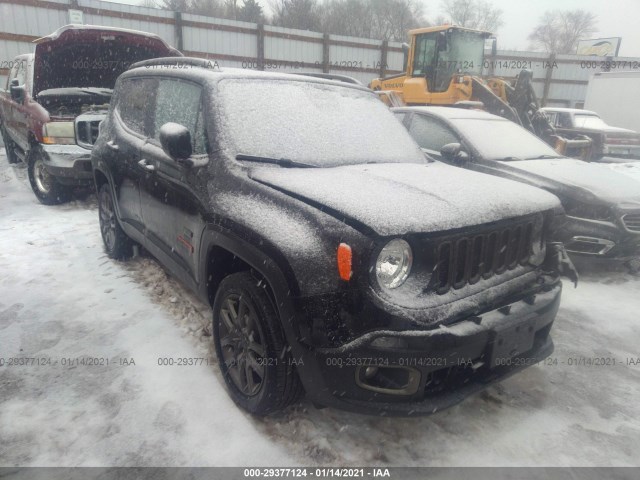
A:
40 143 93 185
296 281 561 416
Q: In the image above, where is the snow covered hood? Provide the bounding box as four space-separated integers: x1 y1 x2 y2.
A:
503 159 640 204
249 162 560 236
33 25 181 97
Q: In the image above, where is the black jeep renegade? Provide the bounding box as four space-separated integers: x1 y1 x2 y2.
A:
92 57 571 416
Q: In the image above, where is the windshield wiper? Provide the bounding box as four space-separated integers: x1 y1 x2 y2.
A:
524 154 564 160
236 154 317 168
494 156 523 161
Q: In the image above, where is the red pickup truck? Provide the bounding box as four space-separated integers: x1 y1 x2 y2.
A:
0 25 181 204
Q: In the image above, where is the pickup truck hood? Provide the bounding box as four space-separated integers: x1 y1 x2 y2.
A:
249 162 560 236
33 25 181 97
496 159 640 204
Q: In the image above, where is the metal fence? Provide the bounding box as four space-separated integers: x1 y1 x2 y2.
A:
1 0 639 107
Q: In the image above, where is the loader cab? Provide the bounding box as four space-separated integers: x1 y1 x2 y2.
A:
408 26 490 93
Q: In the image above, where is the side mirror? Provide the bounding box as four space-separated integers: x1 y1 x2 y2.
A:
440 143 469 165
10 80 25 103
159 122 192 161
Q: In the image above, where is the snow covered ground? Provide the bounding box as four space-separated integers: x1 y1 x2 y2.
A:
1 148 640 467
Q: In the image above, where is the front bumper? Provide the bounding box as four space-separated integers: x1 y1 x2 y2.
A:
295 282 561 416
556 215 640 259
40 144 93 185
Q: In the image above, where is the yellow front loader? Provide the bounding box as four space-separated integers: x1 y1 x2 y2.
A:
370 25 591 159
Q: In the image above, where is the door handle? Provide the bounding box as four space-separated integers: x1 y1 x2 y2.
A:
106 140 119 151
138 158 156 172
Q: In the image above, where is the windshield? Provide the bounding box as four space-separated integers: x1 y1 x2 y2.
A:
452 118 563 160
216 79 425 167
434 30 485 91
574 114 608 129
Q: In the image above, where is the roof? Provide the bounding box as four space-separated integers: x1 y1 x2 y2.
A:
33 24 166 44
393 106 504 121
408 25 492 37
540 107 599 115
127 57 373 92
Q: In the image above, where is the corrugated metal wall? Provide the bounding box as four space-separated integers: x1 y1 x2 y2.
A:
1 0 639 107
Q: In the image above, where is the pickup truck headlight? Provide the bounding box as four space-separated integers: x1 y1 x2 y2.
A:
376 239 412 289
42 121 75 145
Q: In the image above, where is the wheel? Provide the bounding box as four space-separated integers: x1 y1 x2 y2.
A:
0 125 20 164
98 183 133 259
27 148 70 204
213 271 304 415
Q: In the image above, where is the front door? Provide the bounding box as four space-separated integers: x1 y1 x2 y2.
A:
139 77 209 285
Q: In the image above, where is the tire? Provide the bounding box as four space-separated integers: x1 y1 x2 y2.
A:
27 148 70 205
98 183 133 259
213 271 304 415
0 124 20 164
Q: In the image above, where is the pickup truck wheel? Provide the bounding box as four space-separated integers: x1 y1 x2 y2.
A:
98 183 133 260
27 150 69 205
1 126 19 164
213 272 304 415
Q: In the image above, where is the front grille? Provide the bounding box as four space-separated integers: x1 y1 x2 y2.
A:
76 120 101 148
622 213 640 232
435 221 535 294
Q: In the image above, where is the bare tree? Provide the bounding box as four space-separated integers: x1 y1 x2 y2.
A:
321 0 424 41
440 0 503 32
271 0 322 30
528 10 597 54
157 0 190 11
139 0 159 8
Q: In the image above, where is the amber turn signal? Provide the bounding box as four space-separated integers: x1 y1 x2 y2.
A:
337 243 352 281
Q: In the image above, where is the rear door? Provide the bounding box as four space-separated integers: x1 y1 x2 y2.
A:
107 76 158 237
139 77 209 286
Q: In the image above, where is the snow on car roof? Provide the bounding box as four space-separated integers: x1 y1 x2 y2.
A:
395 106 505 120
127 58 374 91
33 24 166 44
540 107 599 115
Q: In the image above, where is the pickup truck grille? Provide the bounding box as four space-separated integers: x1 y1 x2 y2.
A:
622 213 640 232
435 221 535 294
76 119 101 148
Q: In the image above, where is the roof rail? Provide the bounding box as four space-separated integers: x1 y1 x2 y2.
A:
129 56 216 71
291 72 362 85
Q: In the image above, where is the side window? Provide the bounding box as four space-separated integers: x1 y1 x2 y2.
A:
15 60 26 86
556 113 572 128
544 112 557 125
412 35 437 77
409 115 460 153
394 112 406 124
116 78 158 136
6 61 21 89
154 79 206 155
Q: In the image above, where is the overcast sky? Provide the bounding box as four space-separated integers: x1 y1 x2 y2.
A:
107 0 640 57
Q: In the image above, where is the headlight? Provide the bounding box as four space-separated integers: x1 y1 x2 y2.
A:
376 239 412 289
42 121 75 145
563 198 611 221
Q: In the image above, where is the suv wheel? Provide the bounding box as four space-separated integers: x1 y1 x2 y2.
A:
27 149 69 204
1 125 20 164
98 183 133 259
213 272 304 415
